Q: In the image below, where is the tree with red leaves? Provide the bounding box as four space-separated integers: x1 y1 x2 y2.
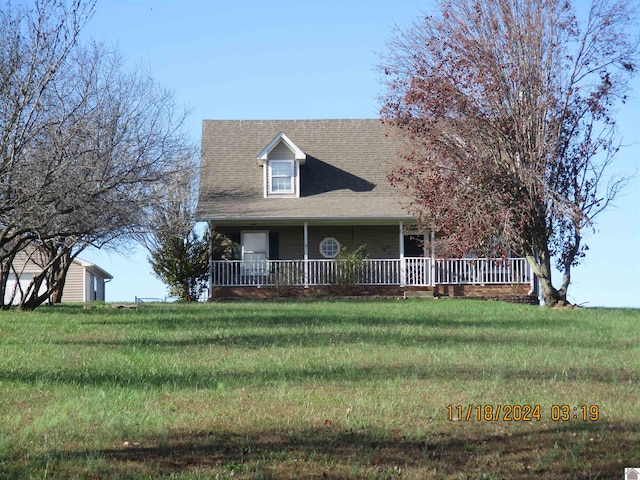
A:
380 0 637 306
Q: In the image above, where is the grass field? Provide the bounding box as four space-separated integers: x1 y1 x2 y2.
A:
0 299 638 479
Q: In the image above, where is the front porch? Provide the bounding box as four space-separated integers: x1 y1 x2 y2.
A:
210 257 535 294
208 223 537 302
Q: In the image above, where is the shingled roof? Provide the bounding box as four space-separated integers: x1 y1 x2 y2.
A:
196 119 413 225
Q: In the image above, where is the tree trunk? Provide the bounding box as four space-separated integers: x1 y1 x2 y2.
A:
50 250 73 303
0 251 20 309
539 275 565 307
19 273 48 311
51 273 67 304
525 251 566 307
19 248 75 310
182 279 194 302
557 227 581 305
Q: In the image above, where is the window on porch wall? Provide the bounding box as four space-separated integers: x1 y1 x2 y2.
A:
319 237 340 258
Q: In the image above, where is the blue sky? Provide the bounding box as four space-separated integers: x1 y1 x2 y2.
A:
79 0 640 308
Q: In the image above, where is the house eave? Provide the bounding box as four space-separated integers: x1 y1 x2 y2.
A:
74 258 114 280
200 215 415 227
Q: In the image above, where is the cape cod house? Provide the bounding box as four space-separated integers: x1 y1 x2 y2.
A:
196 119 536 300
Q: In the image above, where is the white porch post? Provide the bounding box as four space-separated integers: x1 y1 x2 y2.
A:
208 222 214 298
399 222 405 287
303 222 309 288
430 230 436 287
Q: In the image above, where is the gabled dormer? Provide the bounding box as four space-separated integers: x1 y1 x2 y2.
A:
257 132 306 198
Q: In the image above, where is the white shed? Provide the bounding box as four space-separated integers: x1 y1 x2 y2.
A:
5 255 113 304
61 258 113 302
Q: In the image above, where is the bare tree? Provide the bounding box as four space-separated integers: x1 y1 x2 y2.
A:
0 0 96 307
0 1 198 310
380 0 637 306
11 41 193 310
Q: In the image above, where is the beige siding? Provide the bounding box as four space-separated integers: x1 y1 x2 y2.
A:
215 225 401 260
306 225 399 259
11 249 48 274
274 226 303 259
61 262 85 302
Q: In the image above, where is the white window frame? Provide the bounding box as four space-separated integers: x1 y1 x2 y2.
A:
241 230 269 275
265 159 299 197
319 237 341 259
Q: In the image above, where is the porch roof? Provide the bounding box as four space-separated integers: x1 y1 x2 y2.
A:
196 119 413 224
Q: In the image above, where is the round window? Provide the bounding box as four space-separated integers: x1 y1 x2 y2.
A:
319 237 340 258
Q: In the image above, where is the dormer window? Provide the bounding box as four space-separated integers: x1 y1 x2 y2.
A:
257 132 306 198
268 160 296 194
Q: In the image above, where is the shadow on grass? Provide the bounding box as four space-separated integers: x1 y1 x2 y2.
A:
1 421 637 479
1 362 637 389
51 326 632 351
64 301 580 330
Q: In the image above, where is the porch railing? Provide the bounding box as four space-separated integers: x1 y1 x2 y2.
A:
211 257 532 288
434 258 532 285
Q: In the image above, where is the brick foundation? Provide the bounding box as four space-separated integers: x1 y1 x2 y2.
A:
212 285 407 299
211 284 538 304
435 284 532 297
435 284 539 305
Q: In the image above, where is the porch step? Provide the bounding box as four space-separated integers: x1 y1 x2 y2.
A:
403 290 436 299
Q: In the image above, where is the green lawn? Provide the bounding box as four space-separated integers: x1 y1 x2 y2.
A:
0 300 638 479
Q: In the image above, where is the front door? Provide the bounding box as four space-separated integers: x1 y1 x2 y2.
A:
242 231 268 274
403 232 430 286
404 234 426 257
